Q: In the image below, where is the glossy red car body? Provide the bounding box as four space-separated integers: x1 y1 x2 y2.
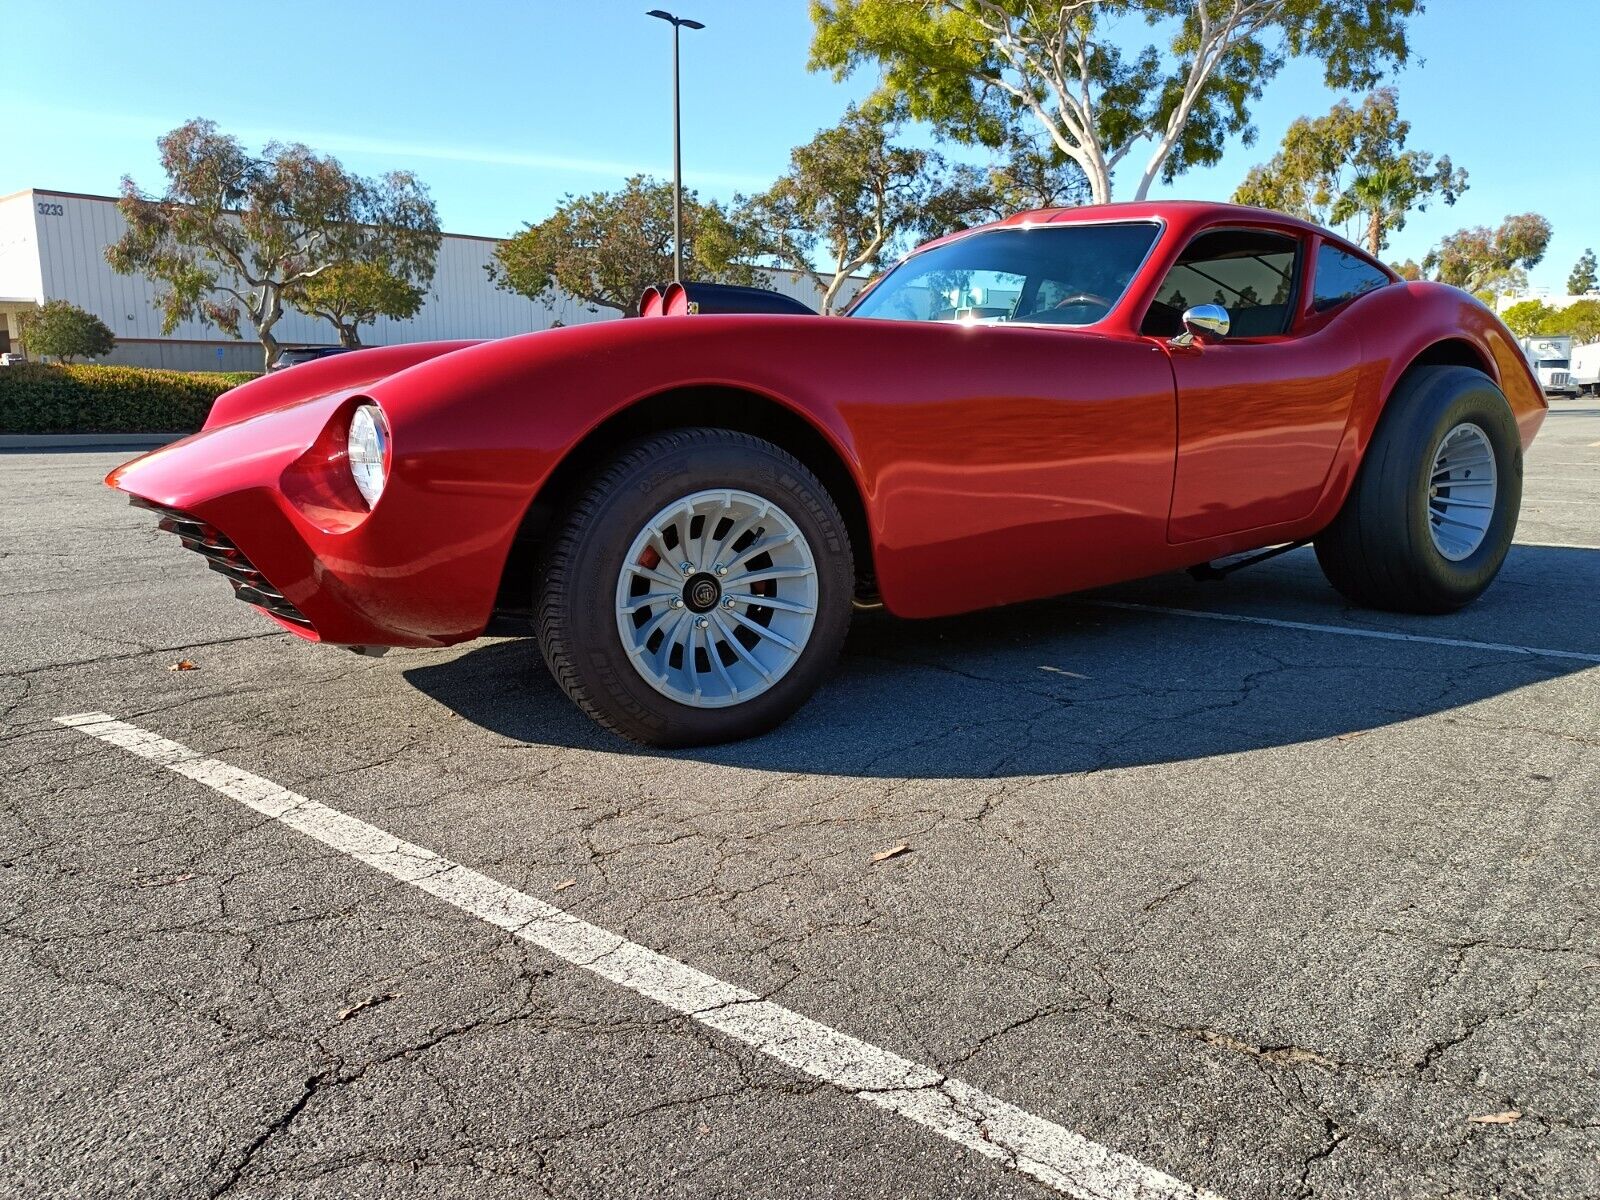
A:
108 201 1546 648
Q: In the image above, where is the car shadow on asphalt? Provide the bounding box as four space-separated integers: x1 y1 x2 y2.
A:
403 546 1598 779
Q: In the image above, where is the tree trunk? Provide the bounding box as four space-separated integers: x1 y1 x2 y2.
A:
1090 164 1114 205
821 270 848 316
1367 214 1383 257
338 323 362 349
253 285 284 371
1072 146 1112 205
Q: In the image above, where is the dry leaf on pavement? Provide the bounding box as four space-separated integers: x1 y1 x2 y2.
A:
1468 1111 1521 1125
553 878 577 892
871 844 912 864
168 659 198 672
338 993 394 1021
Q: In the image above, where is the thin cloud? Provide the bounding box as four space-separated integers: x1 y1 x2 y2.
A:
234 125 769 190
11 101 768 190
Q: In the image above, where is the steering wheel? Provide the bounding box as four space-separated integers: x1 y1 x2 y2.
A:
1052 292 1112 317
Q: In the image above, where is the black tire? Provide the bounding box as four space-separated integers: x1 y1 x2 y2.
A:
536 428 854 746
1314 365 1522 614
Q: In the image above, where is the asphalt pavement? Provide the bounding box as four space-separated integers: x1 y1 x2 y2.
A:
1 400 1596 1199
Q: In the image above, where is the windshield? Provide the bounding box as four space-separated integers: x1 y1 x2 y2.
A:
847 222 1160 326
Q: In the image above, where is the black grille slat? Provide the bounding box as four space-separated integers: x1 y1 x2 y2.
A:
157 515 213 539
182 538 247 564
205 559 274 590
134 499 313 629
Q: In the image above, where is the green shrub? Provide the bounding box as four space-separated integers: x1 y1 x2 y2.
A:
0 363 257 434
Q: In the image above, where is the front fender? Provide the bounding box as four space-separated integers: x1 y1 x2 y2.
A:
109 384 531 646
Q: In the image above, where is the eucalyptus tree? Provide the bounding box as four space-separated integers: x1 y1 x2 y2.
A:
109 120 441 369
1424 214 1553 299
809 0 1421 204
1234 89 1466 254
492 175 761 316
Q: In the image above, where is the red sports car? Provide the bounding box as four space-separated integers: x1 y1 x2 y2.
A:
109 201 1546 745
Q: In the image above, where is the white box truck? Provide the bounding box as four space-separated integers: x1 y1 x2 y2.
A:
1523 336 1574 396
1569 342 1600 397
1519 335 1575 395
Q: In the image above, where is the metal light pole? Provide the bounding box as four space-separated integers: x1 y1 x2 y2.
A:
647 9 703 283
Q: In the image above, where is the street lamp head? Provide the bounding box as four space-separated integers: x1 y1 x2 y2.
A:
646 9 704 28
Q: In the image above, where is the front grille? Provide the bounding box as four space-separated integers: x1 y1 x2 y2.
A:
133 499 313 629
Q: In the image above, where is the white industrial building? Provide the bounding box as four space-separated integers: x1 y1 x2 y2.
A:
0 188 853 371
1495 289 1600 315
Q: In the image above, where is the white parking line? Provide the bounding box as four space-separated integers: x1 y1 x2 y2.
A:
1081 601 1600 664
55 712 1221 1200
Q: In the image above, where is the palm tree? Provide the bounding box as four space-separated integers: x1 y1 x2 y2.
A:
1348 165 1408 257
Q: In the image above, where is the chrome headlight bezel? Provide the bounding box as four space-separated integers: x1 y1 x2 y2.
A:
346 402 389 509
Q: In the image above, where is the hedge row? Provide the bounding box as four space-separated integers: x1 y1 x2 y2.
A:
0 363 257 434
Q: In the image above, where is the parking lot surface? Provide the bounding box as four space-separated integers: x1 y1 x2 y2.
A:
2 401 1597 1199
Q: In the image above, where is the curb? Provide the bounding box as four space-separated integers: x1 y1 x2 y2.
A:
0 432 189 451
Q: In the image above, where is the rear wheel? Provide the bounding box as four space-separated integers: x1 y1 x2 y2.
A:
537 428 854 746
1314 365 1522 613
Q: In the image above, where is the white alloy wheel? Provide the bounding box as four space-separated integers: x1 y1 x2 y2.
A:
1427 421 1498 561
614 489 819 707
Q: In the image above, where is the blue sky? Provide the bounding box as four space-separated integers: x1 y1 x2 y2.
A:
6 0 1597 292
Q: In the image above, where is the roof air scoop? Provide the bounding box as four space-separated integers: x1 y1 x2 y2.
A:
635 281 816 318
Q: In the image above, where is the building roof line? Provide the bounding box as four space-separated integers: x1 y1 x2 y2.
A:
2 186 875 282
3 186 510 244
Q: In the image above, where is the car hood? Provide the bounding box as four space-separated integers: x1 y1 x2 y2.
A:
205 340 483 429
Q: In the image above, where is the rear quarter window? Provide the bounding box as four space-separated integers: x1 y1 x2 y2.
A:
1313 244 1390 312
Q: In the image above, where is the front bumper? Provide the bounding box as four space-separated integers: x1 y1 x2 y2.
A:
109 391 531 648
135 498 316 633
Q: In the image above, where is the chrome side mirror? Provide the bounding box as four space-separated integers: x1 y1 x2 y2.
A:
1171 303 1230 347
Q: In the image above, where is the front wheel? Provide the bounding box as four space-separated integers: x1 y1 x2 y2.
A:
1314 365 1522 613
537 428 854 746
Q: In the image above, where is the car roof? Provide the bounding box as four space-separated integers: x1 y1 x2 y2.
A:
1012 199 1330 236
913 200 1381 269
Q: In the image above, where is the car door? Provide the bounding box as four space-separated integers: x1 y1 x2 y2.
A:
1144 227 1364 544
838 219 1181 615
852 320 1179 616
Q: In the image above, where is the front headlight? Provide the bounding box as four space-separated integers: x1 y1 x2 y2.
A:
347 403 389 508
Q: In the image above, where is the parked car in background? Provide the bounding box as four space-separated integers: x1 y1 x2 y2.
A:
1518 334 1575 395
106 201 1548 746
0 351 27 366
1569 342 1600 397
270 345 354 372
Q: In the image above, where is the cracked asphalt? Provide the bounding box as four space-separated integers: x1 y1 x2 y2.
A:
2 400 1597 1199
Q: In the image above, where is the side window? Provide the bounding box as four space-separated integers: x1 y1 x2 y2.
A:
1141 229 1300 338
1312 244 1390 312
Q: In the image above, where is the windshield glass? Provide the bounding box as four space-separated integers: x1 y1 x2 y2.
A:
847 222 1161 326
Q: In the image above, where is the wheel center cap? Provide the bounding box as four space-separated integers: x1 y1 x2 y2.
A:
683 572 722 614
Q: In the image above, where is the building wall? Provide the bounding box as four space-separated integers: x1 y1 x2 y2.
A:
0 188 864 370
0 193 44 355
100 339 265 373
0 195 43 302
1496 289 1600 314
